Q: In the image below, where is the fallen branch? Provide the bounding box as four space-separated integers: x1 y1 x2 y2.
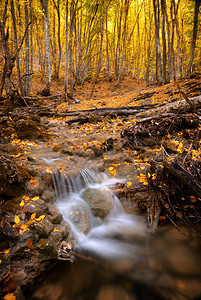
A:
136 95 201 118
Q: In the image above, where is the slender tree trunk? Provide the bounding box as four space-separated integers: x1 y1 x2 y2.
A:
161 0 167 84
153 0 162 83
188 0 201 74
69 0 75 96
29 0 33 94
90 0 105 98
64 0 69 101
10 0 24 96
53 0 61 80
24 0 30 96
40 0 51 95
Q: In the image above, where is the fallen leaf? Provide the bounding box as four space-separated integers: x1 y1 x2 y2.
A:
35 215 46 221
30 213 36 220
26 240 34 250
19 200 24 207
127 182 132 187
3 293 16 300
14 215 20 225
32 196 39 201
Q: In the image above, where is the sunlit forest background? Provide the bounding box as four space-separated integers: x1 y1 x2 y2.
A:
0 0 200 99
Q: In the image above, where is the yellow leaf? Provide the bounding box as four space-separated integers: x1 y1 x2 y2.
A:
0 259 1 263
19 200 24 207
3 293 16 300
32 196 39 201
108 167 114 171
14 215 20 225
20 224 28 230
127 182 132 187
53 228 60 232
35 215 46 221
31 213 36 220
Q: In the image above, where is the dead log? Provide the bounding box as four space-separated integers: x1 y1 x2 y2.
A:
37 103 164 119
136 95 201 118
164 161 201 199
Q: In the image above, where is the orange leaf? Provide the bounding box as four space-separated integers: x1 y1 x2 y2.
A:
26 240 34 250
3 293 16 300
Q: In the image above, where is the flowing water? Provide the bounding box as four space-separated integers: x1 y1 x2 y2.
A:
26 169 201 300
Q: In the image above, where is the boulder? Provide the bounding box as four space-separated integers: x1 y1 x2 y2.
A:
29 219 54 238
67 203 92 234
41 190 55 203
24 199 48 217
81 187 114 218
26 176 45 196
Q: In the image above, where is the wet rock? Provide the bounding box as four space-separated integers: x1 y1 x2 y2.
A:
24 199 48 217
68 203 92 234
0 144 21 155
116 164 138 181
41 170 53 187
47 204 63 224
86 144 103 157
54 221 70 239
85 148 95 159
0 155 30 197
74 149 87 157
26 176 45 196
61 146 74 156
46 211 62 224
41 190 55 203
49 230 63 246
1 220 19 240
29 219 54 238
0 255 10 281
18 229 39 247
14 119 44 140
37 238 57 258
81 187 114 218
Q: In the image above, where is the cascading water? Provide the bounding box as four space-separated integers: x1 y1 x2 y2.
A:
53 169 148 265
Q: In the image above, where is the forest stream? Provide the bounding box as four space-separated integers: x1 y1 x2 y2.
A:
0 113 200 300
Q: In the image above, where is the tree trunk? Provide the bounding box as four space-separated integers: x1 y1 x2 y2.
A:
153 0 162 83
161 0 167 84
90 0 105 98
24 0 30 96
188 0 201 74
40 0 51 95
52 0 61 80
64 0 69 101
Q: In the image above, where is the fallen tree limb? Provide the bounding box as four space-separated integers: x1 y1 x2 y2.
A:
164 161 201 199
136 95 201 118
37 103 165 118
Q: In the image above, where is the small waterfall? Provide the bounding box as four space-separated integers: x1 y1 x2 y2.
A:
53 169 148 263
